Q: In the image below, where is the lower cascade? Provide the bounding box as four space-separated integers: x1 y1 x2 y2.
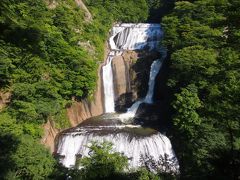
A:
57 123 178 171
56 23 179 173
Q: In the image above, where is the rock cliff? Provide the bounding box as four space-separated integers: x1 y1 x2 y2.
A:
0 92 11 111
75 0 93 22
43 50 160 152
41 120 59 153
112 50 160 112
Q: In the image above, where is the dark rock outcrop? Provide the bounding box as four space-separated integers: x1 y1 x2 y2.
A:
112 50 160 112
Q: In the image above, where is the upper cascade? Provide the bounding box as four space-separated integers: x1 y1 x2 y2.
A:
103 23 163 113
109 23 163 51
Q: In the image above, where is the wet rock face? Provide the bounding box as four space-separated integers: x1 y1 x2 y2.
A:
112 50 160 112
67 100 93 127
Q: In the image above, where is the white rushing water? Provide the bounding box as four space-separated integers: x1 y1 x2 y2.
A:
102 23 162 113
102 55 115 113
57 131 178 171
144 60 162 103
109 23 162 50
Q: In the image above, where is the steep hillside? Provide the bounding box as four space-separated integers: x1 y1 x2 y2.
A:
162 0 240 179
0 0 150 179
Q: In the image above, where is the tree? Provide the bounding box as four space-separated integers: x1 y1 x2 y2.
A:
162 0 240 178
74 141 128 180
11 135 56 179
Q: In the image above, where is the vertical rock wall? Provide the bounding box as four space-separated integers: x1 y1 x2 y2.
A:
41 120 59 153
112 50 160 112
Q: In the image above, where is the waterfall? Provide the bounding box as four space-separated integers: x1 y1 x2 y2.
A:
119 48 166 121
102 55 115 113
57 127 178 171
144 59 163 103
144 48 166 103
102 23 162 113
56 24 179 173
109 23 162 51
118 59 163 121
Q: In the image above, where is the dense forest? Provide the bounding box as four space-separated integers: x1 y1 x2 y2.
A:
162 0 240 179
0 0 149 179
0 0 239 179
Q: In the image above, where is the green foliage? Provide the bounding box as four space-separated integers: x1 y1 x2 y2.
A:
171 46 218 86
85 0 149 23
22 123 43 139
146 0 175 23
172 85 201 136
147 0 163 9
11 135 56 180
162 0 240 179
66 142 176 180
0 0 150 126
53 108 70 129
162 1 227 50
0 112 56 179
0 112 23 136
0 0 154 179
0 0 98 125
137 168 160 180
76 141 128 180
